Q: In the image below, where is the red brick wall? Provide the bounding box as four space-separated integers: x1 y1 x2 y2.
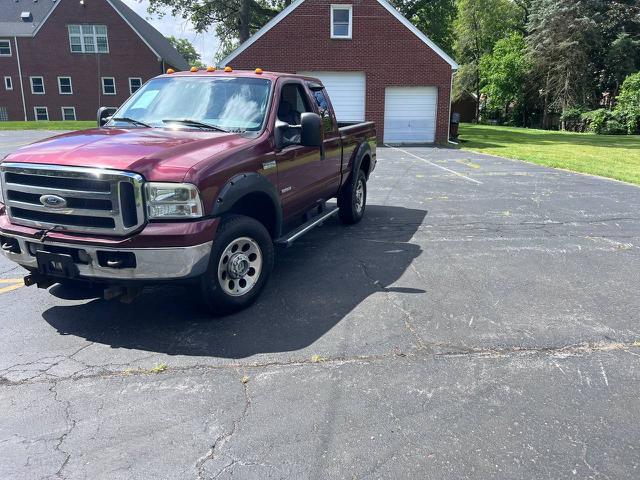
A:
0 0 165 122
231 0 454 143
0 38 23 120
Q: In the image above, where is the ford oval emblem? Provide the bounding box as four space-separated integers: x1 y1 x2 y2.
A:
40 194 68 209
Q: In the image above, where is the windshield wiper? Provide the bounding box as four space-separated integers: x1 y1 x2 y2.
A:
110 117 151 128
162 119 229 133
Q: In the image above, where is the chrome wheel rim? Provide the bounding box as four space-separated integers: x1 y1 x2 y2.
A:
217 237 262 297
355 179 365 214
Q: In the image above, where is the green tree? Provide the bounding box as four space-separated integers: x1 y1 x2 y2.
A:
527 0 600 129
453 0 522 119
166 36 204 67
479 32 529 122
615 72 640 134
148 0 290 46
392 0 457 55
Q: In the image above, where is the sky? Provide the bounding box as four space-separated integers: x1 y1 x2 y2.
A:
121 0 222 65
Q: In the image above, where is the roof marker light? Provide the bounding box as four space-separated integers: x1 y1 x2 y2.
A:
224 66 233 73
190 66 199 72
166 68 175 74
207 66 215 72
255 68 264 75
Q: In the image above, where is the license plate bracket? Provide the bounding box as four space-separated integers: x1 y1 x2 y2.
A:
36 251 79 278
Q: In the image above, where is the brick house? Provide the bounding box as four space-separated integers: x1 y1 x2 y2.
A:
221 0 458 144
0 0 188 122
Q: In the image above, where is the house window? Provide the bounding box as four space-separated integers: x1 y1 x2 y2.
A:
129 77 142 94
331 5 352 39
61 107 77 121
102 77 116 95
0 107 8 122
30 76 45 94
68 25 109 53
0 40 11 56
58 76 73 95
4 76 12 91
34 107 49 121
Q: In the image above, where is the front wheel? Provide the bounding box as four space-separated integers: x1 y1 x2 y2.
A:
338 169 367 224
200 215 274 315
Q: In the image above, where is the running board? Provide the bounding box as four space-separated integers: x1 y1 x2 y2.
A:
274 207 339 247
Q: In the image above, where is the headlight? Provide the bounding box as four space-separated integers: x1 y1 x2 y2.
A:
144 182 203 219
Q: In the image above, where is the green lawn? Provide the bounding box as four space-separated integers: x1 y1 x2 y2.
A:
458 124 640 186
0 121 95 131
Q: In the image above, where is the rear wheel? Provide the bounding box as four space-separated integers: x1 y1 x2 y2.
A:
338 169 367 224
200 215 274 314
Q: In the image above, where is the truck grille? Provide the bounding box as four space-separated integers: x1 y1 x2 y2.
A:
0 163 145 236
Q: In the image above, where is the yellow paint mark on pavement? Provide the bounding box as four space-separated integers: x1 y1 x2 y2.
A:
0 279 24 294
456 159 482 169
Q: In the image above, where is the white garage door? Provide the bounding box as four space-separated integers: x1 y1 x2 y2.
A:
384 87 438 144
298 72 365 122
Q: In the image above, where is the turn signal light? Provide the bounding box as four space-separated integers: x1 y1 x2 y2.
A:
207 66 215 72
166 68 175 74
190 66 199 72
224 66 233 73
255 68 263 75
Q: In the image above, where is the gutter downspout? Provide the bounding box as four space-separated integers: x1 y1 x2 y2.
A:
14 37 27 121
448 69 457 145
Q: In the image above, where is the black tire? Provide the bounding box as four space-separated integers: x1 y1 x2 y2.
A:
199 215 274 315
338 169 367 225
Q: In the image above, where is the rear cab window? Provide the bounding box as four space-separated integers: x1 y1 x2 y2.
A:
308 83 336 134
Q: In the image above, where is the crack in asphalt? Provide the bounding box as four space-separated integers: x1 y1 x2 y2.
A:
195 371 252 480
1 340 638 389
358 260 427 351
48 381 76 480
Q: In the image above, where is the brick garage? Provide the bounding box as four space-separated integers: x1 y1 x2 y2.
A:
223 0 458 144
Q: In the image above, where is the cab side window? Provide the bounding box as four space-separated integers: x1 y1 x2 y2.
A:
278 83 311 126
312 89 334 134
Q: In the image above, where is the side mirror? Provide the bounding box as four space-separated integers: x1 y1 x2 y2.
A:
274 113 323 150
97 107 117 127
300 112 323 148
274 119 291 150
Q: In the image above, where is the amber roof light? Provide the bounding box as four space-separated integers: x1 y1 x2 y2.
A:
224 66 233 73
207 66 215 72
255 68 264 75
166 68 175 74
190 66 199 72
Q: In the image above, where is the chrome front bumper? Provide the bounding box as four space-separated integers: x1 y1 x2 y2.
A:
0 233 212 281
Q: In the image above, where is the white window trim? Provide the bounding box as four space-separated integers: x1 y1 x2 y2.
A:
68 25 109 54
330 4 353 39
0 40 11 56
129 77 142 95
101 77 116 95
58 76 73 95
4 76 12 91
61 106 77 121
34 106 49 121
30 76 45 95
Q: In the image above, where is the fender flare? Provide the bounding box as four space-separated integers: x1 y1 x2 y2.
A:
349 141 373 182
211 173 283 237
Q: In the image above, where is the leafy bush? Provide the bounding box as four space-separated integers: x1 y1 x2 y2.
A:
561 107 587 132
580 109 627 135
614 72 640 134
581 109 609 134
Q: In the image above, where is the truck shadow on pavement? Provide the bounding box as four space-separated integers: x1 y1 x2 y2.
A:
42 204 427 358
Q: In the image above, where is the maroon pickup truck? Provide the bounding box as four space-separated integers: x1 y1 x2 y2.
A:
0 69 376 313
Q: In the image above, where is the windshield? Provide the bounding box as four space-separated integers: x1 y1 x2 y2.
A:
108 76 272 132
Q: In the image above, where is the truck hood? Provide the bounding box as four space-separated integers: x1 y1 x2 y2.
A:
2 128 252 182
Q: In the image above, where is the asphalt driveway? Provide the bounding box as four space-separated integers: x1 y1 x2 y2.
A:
1 131 639 479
